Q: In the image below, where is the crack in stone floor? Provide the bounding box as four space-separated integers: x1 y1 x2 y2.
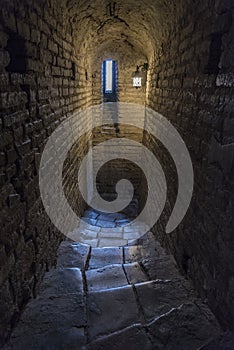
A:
5 210 223 350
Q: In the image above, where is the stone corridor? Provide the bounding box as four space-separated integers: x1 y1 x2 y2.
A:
1 0 234 349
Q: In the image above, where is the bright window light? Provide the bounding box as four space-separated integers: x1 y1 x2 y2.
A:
105 60 113 92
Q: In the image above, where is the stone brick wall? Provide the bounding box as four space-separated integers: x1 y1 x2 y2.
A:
0 0 93 344
143 0 234 329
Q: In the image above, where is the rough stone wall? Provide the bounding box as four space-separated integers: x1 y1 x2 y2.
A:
143 0 234 329
0 0 92 344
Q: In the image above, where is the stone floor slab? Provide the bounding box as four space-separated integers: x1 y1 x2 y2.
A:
56 241 90 269
89 247 123 269
79 228 98 239
98 238 127 247
135 279 194 322
39 268 83 296
98 230 123 238
123 262 148 284
96 220 116 228
86 264 128 291
10 293 86 338
79 223 101 232
8 327 85 350
123 230 142 240
87 285 140 341
87 324 152 350
124 245 148 262
141 255 181 280
82 217 97 225
98 213 117 221
84 210 99 219
100 226 123 233
147 301 221 350
124 236 167 263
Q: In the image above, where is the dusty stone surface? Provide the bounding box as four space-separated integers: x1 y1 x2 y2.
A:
123 262 148 284
147 301 222 350
87 285 140 341
86 264 128 292
38 267 83 296
135 279 194 323
87 324 153 350
56 242 90 269
6 229 222 349
89 247 123 269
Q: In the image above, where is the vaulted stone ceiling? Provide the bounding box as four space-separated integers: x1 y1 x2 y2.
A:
65 0 183 60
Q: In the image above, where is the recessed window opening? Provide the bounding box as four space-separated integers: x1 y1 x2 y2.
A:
102 60 118 102
105 60 113 93
6 31 27 73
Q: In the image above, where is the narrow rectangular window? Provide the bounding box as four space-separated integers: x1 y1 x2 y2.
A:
105 60 113 92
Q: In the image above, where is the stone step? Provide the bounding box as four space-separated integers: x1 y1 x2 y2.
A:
123 262 149 284
86 262 149 292
86 282 221 348
86 264 128 292
134 278 195 323
87 284 140 341
56 241 90 269
7 293 86 350
147 300 222 350
87 323 153 350
88 247 124 269
86 300 222 350
38 267 84 296
141 255 183 280
86 276 195 341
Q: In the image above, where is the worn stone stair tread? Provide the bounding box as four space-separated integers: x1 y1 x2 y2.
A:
124 242 168 263
123 262 149 284
86 264 128 291
56 241 90 269
39 267 83 296
87 285 140 341
141 255 183 280
134 279 195 323
147 301 222 350
88 247 123 269
8 293 86 349
86 323 153 350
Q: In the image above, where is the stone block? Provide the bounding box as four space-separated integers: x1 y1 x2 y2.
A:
135 279 194 322
123 262 148 284
87 285 140 341
89 247 123 269
87 324 152 350
86 264 127 292
38 268 83 296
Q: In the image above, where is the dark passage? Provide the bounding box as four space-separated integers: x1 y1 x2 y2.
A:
0 0 234 349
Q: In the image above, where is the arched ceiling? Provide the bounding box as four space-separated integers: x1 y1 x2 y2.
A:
65 0 181 60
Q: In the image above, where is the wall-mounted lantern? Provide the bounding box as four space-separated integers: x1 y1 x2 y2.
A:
132 63 148 88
